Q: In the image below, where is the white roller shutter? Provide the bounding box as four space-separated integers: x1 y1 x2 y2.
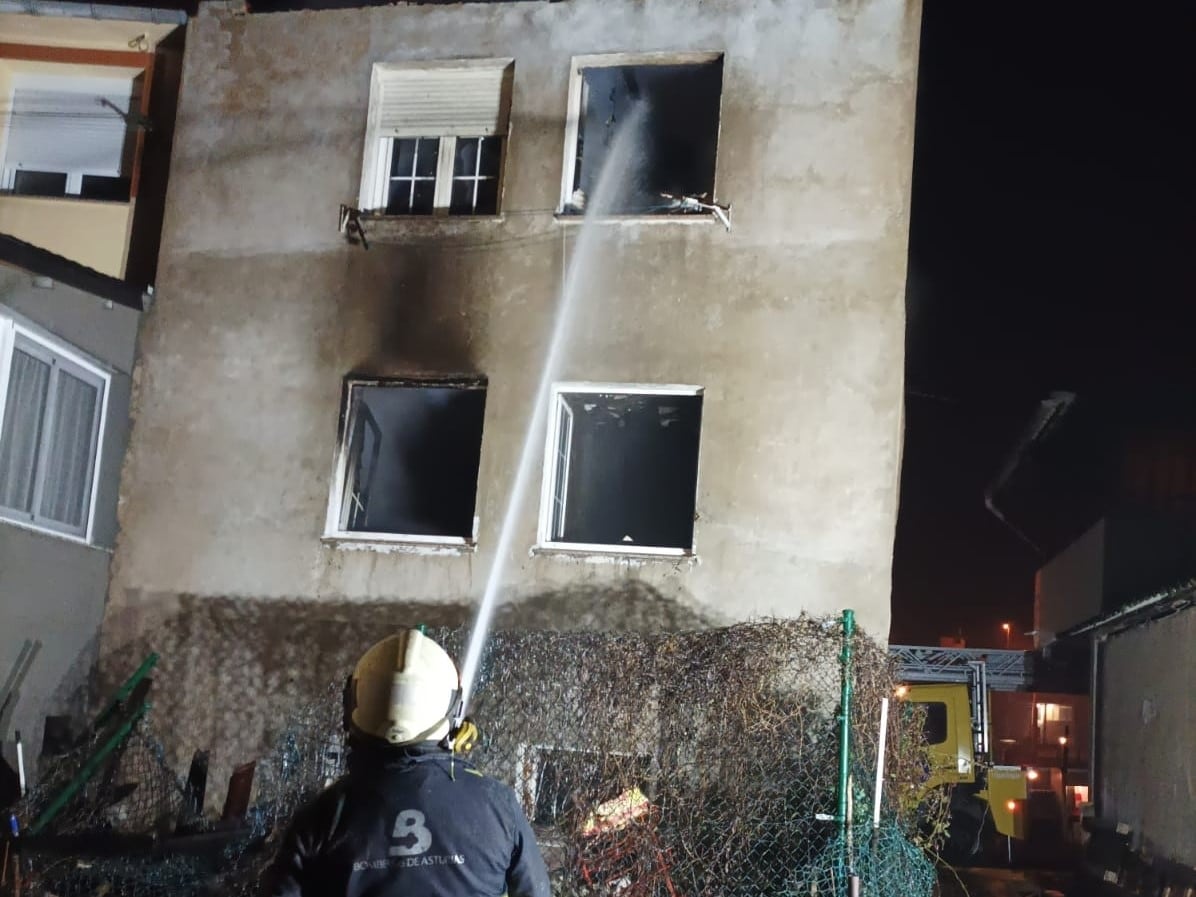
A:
3 74 135 176
377 64 511 138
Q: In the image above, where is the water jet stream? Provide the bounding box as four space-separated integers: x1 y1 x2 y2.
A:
457 104 647 714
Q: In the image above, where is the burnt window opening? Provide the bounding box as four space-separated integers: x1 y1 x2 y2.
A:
542 388 703 553
332 379 486 542
564 57 723 216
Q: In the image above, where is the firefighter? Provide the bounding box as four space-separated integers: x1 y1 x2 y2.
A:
262 628 551 897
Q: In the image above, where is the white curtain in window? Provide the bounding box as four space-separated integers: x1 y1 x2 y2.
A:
0 349 51 514
4 76 135 176
377 64 512 138
39 370 99 528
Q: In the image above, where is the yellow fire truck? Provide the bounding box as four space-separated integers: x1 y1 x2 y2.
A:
889 646 1033 861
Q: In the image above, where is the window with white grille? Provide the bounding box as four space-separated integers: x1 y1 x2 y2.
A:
358 61 513 217
1 73 138 202
0 313 109 541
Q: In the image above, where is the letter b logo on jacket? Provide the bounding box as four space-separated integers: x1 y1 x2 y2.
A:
389 809 433 857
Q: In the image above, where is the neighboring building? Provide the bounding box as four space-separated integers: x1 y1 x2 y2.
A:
1037 514 1196 873
99 0 922 781
0 3 186 281
0 3 185 771
1035 510 1196 646
0 235 144 770
1060 585 1196 875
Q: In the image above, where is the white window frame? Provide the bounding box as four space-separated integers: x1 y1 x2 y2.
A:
0 312 110 544
358 59 512 218
323 378 483 548
1 72 137 199
536 382 703 557
558 51 724 215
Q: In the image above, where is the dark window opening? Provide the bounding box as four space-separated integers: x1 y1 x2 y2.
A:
450 136 502 215
13 170 67 198
80 175 131 202
386 137 439 216
916 701 950 746
548 390 702 551
531 748 653 827
567 58 723 215
338 380 486 540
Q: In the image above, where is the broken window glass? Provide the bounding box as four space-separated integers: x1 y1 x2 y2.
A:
567 58 723 215
546 390 702 551
337 380 486 540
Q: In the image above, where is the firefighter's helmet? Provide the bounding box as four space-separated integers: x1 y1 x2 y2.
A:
347 629 461 746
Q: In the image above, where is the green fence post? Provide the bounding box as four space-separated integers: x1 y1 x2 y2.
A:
837 609 855 888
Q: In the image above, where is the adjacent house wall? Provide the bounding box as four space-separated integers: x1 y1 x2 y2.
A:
102 0 921 783
0 266 138 771
1035 519 1106 645
1099 605 1196 869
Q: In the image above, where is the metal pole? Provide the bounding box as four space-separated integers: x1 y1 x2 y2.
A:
837 609 855 897
14 731 25 797
872 698 889 831
836 609 855 838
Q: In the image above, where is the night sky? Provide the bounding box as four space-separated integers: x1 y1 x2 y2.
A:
892 4 1196 646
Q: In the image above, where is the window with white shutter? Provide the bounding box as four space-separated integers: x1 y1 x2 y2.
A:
1 73 138 202
358 60 514 217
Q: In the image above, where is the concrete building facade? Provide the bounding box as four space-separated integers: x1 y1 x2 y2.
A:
100 0 922 781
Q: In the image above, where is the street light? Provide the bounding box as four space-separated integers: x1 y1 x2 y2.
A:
1001 622 1011 649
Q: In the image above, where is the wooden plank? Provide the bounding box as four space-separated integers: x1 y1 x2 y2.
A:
0 42 152 68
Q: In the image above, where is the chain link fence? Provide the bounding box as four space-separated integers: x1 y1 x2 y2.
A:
7 615 943 897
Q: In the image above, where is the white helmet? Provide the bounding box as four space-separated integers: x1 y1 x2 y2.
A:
348 629 461 746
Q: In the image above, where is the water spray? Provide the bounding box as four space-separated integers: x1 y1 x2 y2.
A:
456 104 648 716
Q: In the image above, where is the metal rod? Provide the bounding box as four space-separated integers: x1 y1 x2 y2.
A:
91 653 157 733
872 698 889 830
14 730 25 797
837 608 855 896
29 702 149 835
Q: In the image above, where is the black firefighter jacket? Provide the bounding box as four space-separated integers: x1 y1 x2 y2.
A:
262 745 551 897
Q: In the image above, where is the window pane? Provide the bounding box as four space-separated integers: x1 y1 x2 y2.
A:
0 349 52 514
38 369 99 530
338 384 486 539
449 179 476 215
478 137 502 178
920 702 949 745
474 178 499 216
80 175 131 202
391 138 417 177
13 170 67 198
551 391 702 550
413 137 440 178
453 137 479 177
410 179 436 215
386 180 413 215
